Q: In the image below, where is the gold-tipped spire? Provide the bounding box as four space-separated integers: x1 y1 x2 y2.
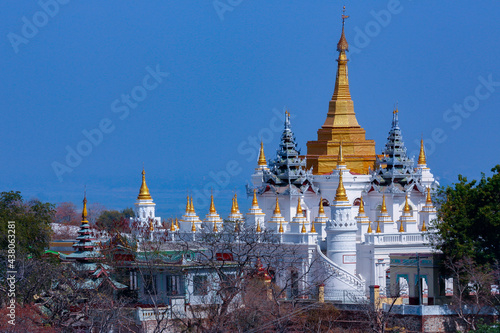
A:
367 222 372 233
426 187 433 205
404 195 411 213
252 189 259 207
296 197 303 216
301 220 307 233
337 6 349 53
381 195 388 213
185 196 190 213
149 219 154 232
319 198 325 214
310 220 316 233
338 141 345 166
213 221 218 232
170 219 175 232
258 141 267 166
399 221 405 233
175 217 179 228
335 172 349 201
358 196 365 214
278 219 284 233
234 194 240 211
190 197 195 214
421 219 427 232
376 221 381 233
274 197 281 214
256 222 261 233
209 193 216 213
191 220 196 232
82 194 88 223
138 168 153 200
231 196 237 214
418 138 427 165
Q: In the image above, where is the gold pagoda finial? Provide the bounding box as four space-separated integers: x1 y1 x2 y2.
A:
404 195 411 213
82 193 88 223
381 195 388 213
170 219 175 232
209 192 216 214
258 141 267 166
426 187 433 205
213 221 218 232
399 220 405 233
418 138 427 165
149 219 154 232
335 172 349 201
296 197 303 216
278 219 284 233
175 217 179 228
252 189 259 207
190 197 195 214
376 221 381 233
231 196 237 214
358 196 365 214
138 168 153 200
256 222 261 233
185 196 190 213
191 220 196 232
421 219 427 232
338 141 345 166
319 198 325 214
301 220 307 233
310 220 316 233
274 196 281 214
337 6 349 53
234 194 240 211
367 222 373 233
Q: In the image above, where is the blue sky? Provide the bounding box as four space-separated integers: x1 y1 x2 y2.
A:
1 1 500 218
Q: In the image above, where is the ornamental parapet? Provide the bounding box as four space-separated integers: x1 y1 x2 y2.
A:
364 232 429 245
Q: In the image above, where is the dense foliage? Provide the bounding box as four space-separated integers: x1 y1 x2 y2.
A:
0 191 54 258
433 165 500 265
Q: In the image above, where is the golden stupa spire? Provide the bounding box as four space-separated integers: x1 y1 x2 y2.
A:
358 196 365 214
296 197 303 216
323 6 359 128
319 198 325 214
278 219 284 233
301 220 307 233
234 194 240 211
418 138 427 165
213 221 218 232
231 196 237 214
138 168 153 200
175 217 179 229
274 196 281 214
81 193 88 224
335 172 349 201
149 219 154 232
399 220 405 233
338 141 345 166
421 219 427 232
185 196 190 213
426 187 433 205
170 219 175 232
209 192 216 213
190 197 195 214
191 220 196 232
310 220 316 233
256 222 261 233
367 222 373 233
252 189 259 207
381 195 388 213
404 195 411 213
376 221 381 233
258 141 267 166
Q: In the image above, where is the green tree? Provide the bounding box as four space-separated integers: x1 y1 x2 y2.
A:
96 208 134 232
432 165 500 265
0 191 54 258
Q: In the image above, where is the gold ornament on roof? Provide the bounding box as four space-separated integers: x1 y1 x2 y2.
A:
376 221 381 233
258 141 267 166
81 194 88 223
278 219 284 233
367 222 373 233
274 197 281 214
337 6 349 52
301 220 307 233
209 193 216 213
381 195 388 213
170 219 175 232
335 172 348 201
310 221 316 233
418 138 427 165
175 217 179 229
252 189 259 207
138 169 153 200
185 196 190 213
319 198 325 214
358 196 365 214
426 187 433 205
296 197 303 215
421 219 427 232
404 195 411 213
256 222 261 233
399 221 405 233
191 220 196 232
190 197 195 213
